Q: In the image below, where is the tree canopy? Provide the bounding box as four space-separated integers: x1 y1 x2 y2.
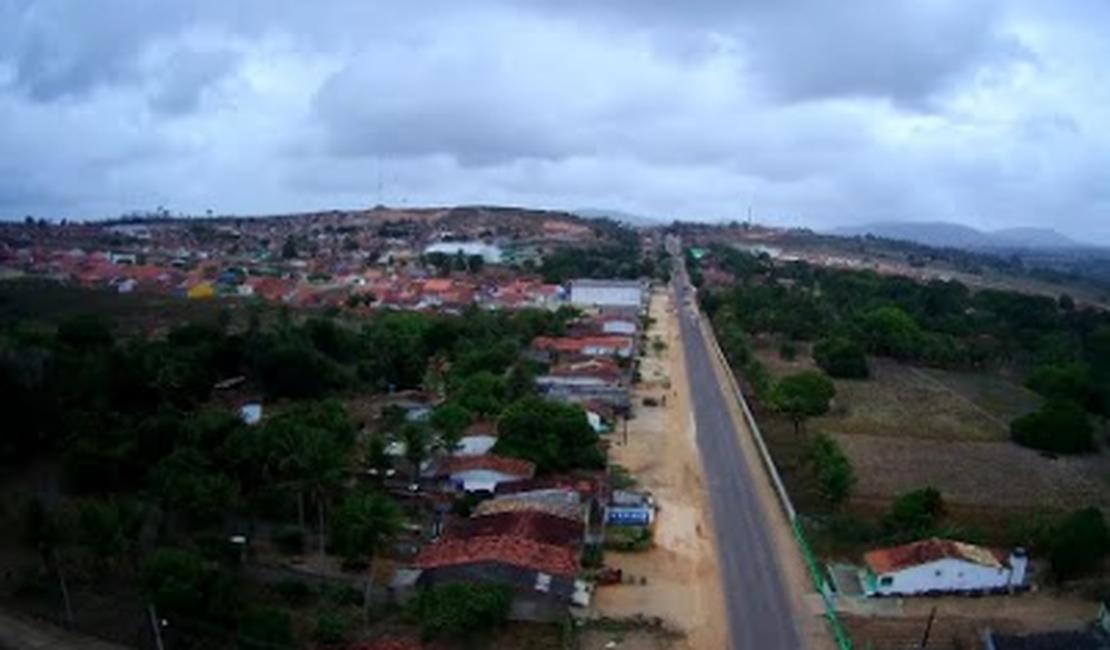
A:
769 371 836 435
1010 399 1093 455
494 396 604 474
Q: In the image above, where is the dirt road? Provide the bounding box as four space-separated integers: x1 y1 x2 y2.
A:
592 287 728 650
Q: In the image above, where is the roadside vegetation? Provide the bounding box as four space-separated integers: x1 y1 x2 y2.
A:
694 244 1110 583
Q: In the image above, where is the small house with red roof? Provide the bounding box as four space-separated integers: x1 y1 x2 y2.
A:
431 454 536 493
861 537 1028 597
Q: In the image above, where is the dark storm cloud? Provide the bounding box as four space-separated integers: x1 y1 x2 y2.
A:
0 0 1106 242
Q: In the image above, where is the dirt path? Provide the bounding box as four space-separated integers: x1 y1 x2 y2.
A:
0 610 130 650
592 287 728 650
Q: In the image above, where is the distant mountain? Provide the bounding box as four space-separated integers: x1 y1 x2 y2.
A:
831 221 1082 251
574 208 658 227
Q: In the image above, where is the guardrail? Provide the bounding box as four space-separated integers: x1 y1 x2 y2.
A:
695 297 854 650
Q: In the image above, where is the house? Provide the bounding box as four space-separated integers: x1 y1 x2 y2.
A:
863 538 1028 597
536 358 624 389
454 421 497 456
606 490 655 527
532 336 635 359
413 535 590 621
594 314 638 336
424 241 503 264
568 279 644 311
432 455 536 493
444 510 586 549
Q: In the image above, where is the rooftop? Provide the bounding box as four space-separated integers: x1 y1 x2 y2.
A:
434 454 536 479
864 537 1009 575
414 535 579 577
446 510 585 547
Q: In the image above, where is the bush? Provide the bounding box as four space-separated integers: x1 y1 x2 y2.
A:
409 583 513 640
882 487 944 540
271 526 304 555
1010 399 1094 455
314 610 350 645
237 606 293 650
321 583 363 607
582 545 605 569
778 341 798 361
605 526 653 552
1049 507 1110 581
808 433 855 508
275 579 312 607
814 337 870 379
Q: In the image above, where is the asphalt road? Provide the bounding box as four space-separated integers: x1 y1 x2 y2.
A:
673 267 804 650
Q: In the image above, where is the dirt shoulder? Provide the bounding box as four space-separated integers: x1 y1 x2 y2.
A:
591 287 727 650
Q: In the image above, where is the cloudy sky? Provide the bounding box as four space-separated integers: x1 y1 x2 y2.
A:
1 1 1107 239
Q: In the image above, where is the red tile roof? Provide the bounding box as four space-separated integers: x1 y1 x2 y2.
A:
533 336 633 353
864 538 1009 575
415 535 579 577
434 454 535 479
464 420 497 437
446 510 584 547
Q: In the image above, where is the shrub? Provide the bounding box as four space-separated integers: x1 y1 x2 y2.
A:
808 433 855 508
321 583 363 607
778 341 798 361
409 583 513 640
314 610 351 645
237 606 293 650
813 337 870 379
271 526 304 555
1010 399 1094 455
882 487 944 540
582 545 605 569
275 579 312 607
605 526 653 552
1049 508 1110 581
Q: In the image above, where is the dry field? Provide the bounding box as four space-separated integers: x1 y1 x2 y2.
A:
752 346 1110 509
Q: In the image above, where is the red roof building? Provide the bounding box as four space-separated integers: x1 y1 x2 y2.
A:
414 535 579 577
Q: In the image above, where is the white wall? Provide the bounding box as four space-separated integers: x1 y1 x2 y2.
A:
872 558 1015 596
601 320 637 335
452 469 522 492
570 282 643 309
454 435 497 457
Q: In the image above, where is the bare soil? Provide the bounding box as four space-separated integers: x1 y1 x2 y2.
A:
835 433 1110 509
591 287 727 650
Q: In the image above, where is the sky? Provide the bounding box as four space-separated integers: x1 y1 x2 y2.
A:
1 0 1108 240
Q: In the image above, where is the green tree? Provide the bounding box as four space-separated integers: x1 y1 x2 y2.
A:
401 424 429 481
494 396 603 474
1048 507 1110 580
364 433 392 476
151 448 237 529
410 583 513 641
882 487 944 539
430 402 474 454
813 337 870 379
331 491 402 564
141 549 237 622
1010 399 1093 455
450 370 506 416
76 498 144 566
808 433 855 508
238 606 293 650
314 610 351 645
860 306 925 360
769 371 836 436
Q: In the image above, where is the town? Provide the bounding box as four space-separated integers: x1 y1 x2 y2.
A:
2 206 1110 650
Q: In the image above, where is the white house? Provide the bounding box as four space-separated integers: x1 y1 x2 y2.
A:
863 538 1028 597
424 241 503 264
432 455 536 493
454 422 498 457
569 279 644 310
596 315 638 336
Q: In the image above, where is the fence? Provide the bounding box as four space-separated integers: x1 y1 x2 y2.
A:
697 310 855 650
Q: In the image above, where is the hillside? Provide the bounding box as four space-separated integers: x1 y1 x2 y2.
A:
832 221 1081 251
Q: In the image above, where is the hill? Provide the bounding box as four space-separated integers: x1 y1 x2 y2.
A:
832 221 1081 251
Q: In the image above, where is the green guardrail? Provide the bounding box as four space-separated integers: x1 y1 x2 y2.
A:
793 519 854 650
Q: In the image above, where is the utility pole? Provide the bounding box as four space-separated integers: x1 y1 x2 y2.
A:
148 604 165 650
917 605 937 649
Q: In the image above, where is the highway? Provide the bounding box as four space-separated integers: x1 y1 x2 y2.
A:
673 261 804 650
